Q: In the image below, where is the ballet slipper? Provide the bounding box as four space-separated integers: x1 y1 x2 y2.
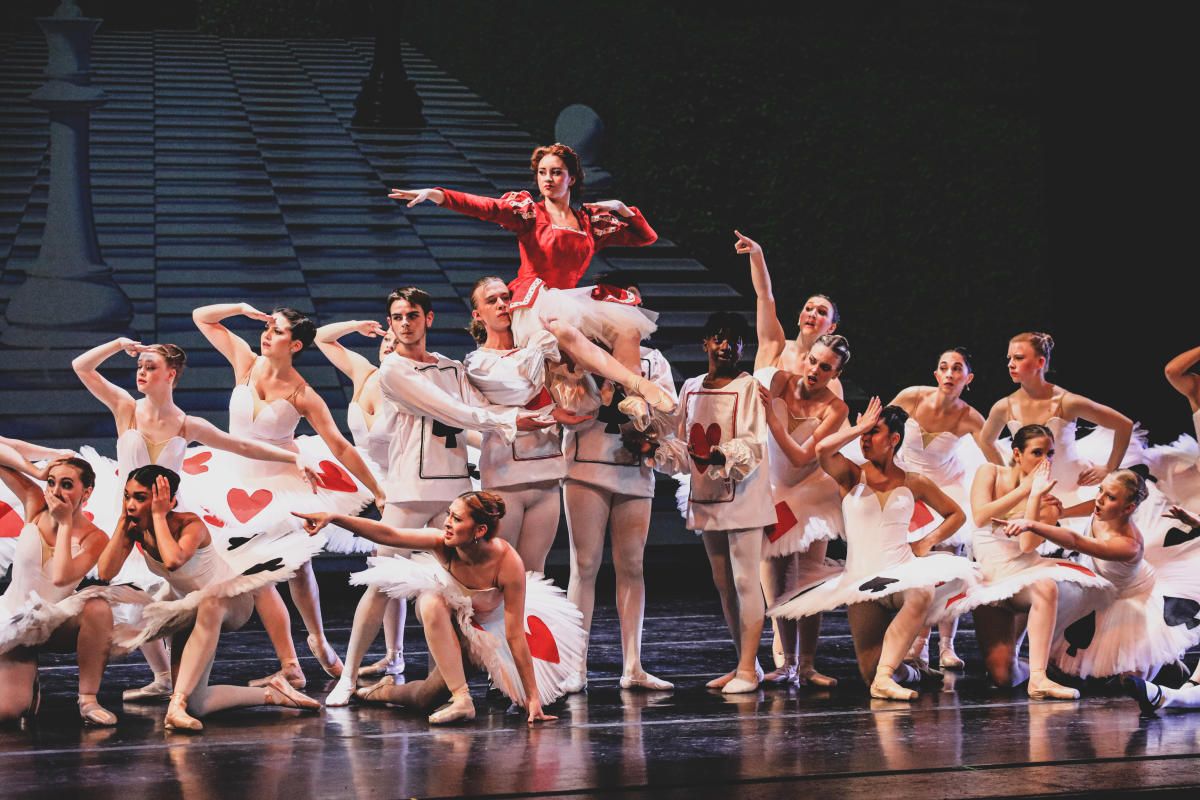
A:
1028 669 1079 701
560 666 588 694
796 664 838 688
77 695 117 727
938 645 966 671
616 395 651 432
428 689 475 725
307 635 344 679
1123 676 1164 714
705 669 736 690
871 667 919 701
264 674 321 711
249 661 307 690
324 675 356 707
359 652 405 678
355 675 397 705
123 678 173 703
619 671 674 691
721 670 761 695
903 658 944 684
628 376 676 415
164 693 203 732
762 663 798 686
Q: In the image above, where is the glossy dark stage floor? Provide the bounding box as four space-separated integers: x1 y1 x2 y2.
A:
5 574 1200 800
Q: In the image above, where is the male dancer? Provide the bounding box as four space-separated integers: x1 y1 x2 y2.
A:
325 286 554 705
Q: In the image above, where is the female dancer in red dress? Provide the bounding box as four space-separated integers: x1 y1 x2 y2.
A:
388 143 674 424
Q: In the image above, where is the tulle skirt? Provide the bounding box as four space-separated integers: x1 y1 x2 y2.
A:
511 285 657 350
179 437 374 554
762 468 844 558
0 584 151 656
1143 433 1200 509
352 552 586 707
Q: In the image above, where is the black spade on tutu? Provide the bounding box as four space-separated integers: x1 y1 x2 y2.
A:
227 536 253 550
859 576 899 593
1163 596 1200 629
1063 611 1096 656
243 558 285 576
432 420 463 448
596 387 629 434
1163 527 1200 548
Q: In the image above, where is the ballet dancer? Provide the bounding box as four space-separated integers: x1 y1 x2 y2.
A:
325 287 552 706
651 311 773 694
72 336 320 701
314 320 406 678
295 490 582 724
771 399 975 701
100 466 321 732
553 272 678 692
191 302 385 688
946 428 1112 700
0 454 121 726
387 143 675 425
1144 344 1200 507
1002 469 1200 682
889 347 1000 671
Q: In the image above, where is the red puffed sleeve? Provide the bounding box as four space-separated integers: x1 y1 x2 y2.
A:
437 188 538 234
585 205 658 250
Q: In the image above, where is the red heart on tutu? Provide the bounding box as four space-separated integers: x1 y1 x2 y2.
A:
525 615 560 663
525 386 553 411
183 451 212 475
314 460 356 493
944 591 967 609
203 511 226 528
0 501 21 537
1056 561 1097 578
228 488 273 523
908 500 934 532
766 501 796 543
688 423 722 467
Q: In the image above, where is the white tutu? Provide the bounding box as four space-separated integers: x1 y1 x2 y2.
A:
179 437 374 554
896 424 989 550
0 481 23 576
114 522 328 650
936 526 1115 624
510 282 657 350
768 551 978 624
762 468 844 558
0 584 151 656
1143 427 1200 509
352 552 586 707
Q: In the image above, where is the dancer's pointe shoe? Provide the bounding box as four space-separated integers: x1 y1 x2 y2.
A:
307 635 344 680
1123 676 1165 715
249 662 306 690
355 675 397 705
77 696 117 727
796 665 838 688
164 693 203 732
938 647 966 671
428 690 475 725
762 664 798 686
359 653 405 678
616 394 651 432
903 658 944 684
123 678 173 703
619 671 674 691
560 667 588 694
871 669 919 701
264 674 321 711
706 669 736 690
722 670 761 695
1028 679 1080 702
325 676 356 707
629 376 676 415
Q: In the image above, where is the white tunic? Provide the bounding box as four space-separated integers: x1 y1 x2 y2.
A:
378 351 520 504
559 348 677 498
656 372 774 531
463 330 566 490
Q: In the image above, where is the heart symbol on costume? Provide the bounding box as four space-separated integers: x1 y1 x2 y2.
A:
688 422 722 468
0 501 21 538
908 500 934 533
944 591 967 609
524 615 560 663
525 387 553 411
766 501 797 543
1055 561 1096 578
227 488 273 523
1164 526 1200 547
314 460 356 493
203 514 225 528
183 451 212 475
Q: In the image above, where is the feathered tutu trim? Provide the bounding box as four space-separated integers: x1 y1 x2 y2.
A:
511 284 657 350
762 469 844 558
0 584 151 656
1143 433 1200 508
768 551 979 625
352 553 586 707
178 437 374 554
114 522 327 650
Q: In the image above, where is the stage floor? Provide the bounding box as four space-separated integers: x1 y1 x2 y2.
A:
4 593 1200 799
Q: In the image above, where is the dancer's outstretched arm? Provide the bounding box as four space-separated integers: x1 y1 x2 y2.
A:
293 511 442 550
735 231 787 370
817 396 881 491
316 320 385 384
1164 345 1200 411
192 302 271 376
